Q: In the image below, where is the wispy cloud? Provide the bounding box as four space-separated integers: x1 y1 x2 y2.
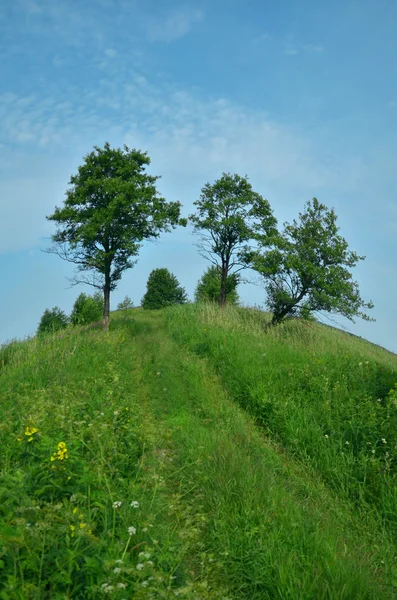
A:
284 41 323 56
146 7 204 43
302 44 324 53
0 63 364 254
252 32 272 44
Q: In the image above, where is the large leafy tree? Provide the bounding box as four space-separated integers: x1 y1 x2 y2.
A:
247 197 374 325
47 142 185 328
194 266 240 305
189 173 277 307
141 268 188 309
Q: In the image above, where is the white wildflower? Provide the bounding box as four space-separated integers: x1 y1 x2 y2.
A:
136 563 145 570
130 500 139 508
128 526 136 536
142 527 148 532
324 434 329 439
112 501 122 509
117 583 127 589
114 410 119 416
382 438 387 444
147 560 154 567
345 441 350 445
113 567 122 574
141 581 149 587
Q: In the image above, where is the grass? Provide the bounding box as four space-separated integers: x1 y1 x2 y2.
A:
0 304 397 598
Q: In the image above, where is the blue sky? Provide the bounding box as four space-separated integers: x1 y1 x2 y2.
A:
1 0 396 351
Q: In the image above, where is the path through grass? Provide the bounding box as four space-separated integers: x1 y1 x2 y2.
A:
0 308 396 598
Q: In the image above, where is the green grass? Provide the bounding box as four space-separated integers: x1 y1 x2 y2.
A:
1 305 397 598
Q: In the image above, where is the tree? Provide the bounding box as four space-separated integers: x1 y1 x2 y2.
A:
37 307 69 335
117 296 134 310
70 292 104 325
142 268 188 309
189 173 277 307
194 266 240 304
46 142 185 329
247 197 374 325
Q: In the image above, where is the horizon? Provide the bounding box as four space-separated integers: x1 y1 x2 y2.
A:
1 0 396 352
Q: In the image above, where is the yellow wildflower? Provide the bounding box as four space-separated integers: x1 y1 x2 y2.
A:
51 442 69 462
25 426 38 437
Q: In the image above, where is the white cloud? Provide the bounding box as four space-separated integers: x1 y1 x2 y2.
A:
252 32 272 44
302 44 323 53
104 48 117 58
146 8 204 43
0 67 363 254
284 43 323 56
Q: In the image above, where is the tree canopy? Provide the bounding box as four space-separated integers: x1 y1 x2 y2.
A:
37 307 69 335
70 292 104 325
47 142 185 328
189 173 277 307
247 198 374 325
142 268 188 310
194 266 240 305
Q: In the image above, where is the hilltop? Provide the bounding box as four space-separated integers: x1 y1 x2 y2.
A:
1 304 397 599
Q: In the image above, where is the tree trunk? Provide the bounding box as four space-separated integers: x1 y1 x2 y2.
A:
103 281 110 331
219 264 228 308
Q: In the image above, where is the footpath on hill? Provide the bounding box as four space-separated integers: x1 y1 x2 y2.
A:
1 309 396 599
115 310 397 599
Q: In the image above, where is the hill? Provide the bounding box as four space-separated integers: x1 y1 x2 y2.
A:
1 304 397 598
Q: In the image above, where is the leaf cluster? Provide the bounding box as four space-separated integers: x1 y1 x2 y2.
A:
142 268 188 310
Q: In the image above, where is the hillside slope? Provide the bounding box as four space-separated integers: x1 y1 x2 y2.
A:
0 306 397 598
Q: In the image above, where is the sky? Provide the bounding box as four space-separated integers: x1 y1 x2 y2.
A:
0 0 396 352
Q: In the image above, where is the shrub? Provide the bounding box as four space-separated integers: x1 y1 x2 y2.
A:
142 268 188 310
70 292 104 325
37 307 69 335
194 266 239 305
117 296 134 310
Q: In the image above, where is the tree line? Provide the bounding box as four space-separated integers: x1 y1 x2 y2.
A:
44 141 373 329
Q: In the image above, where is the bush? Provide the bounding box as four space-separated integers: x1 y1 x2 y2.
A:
37 307 69 335
70 292 104 325
142 268 188 310
194 266 239 304
117 296 134 310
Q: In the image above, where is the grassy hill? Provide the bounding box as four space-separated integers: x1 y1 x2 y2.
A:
1 304 397 599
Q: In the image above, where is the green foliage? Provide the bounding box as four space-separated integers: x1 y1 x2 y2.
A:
194 265 240 304
142 268 187 310
70 292 104 325
167 303 397 540
46 142 185 322
1 308 396 598
247 197 374 324
117 296 134 310
37 306 69 335
189 173 277 306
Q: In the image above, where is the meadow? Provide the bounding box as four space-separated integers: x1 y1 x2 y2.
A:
1 305 397 598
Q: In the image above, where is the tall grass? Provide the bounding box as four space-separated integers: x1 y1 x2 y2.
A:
166 303 397 536
1 308 397 597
